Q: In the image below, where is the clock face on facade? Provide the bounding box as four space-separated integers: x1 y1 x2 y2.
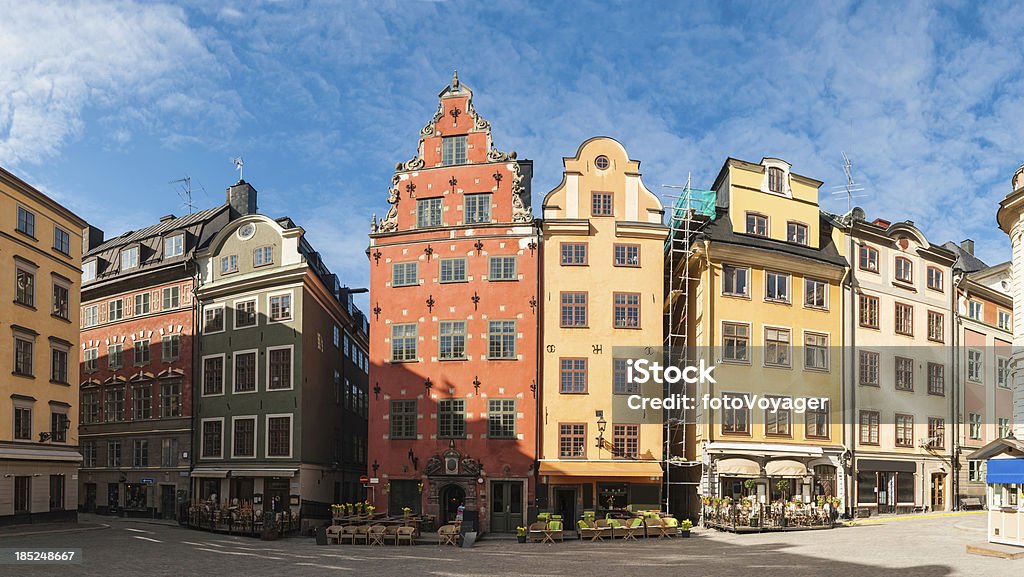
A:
237 223 256 240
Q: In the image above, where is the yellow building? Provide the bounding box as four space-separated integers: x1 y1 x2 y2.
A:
0 166 86 524
538 137 667 519
670 158 848 513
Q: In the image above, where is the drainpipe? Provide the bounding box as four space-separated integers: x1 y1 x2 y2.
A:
838 253 852 518
533 221 543 523
846 227 856 519
189 256 203 509
951 271 963 510
701 239 714 498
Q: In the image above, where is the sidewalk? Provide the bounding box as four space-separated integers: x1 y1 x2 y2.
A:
0 520 109 539
846 509 984 526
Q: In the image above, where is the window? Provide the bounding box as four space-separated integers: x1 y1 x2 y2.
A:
488 320 516 359
392 262 419 288
161 438 178 467
765 397 791 436
559 358 587 393
927 363 945 395
488 399 516 439
50 347 68 384
859 411 880 445
859 244 878 272
15 205 39 238
14 337 33 376
439 320 466 360
107 298 124 321
133 385 151 419
439 258 466 283
613 358 637 394
442 135 466 166
204 306 224 333
787 222 808 245
416 197 443 228
464 193 491 224
998 310 1012 331
927 311 943 342
104 388 125 422
806 401 829 439
389 400 417 439
268 347 292 390
858 350 880 385
14 406 32 440
160 382 181 417
202 356 224 395
164 234 184 258
613 244 640 267
560 243 587 266
488 256 517 280
438 399 466 438
82 260 97 283
82 347 98 373
50 282 69 320
722 265 749 296
53 227 71 255
967 300 983 321
220 254 238 274
15 267 34 307
804 332 829 371
107 344 122 370
927 418 944 449
233 418 256 458
52 474 67 511
723 322 750 363
746 213 768 236
83 305 98 327
998 356 1011 389
253 245 273 266
83 442 97 468
969 461 983 483
764 327 791 367
926 266 943 291
201 420 223 458
765 272 790 302
235 299 256 328
613 292 640 328
234 351 257 393
804 278 827 309
968 413 982 440
134 339 150 365
999 418 1012 438
391 324 417 361
82 392 99 424
133 439 149 467
560 292 588 327
859 294 879 328
613 424 639 458
895 414 914 447
121 247 139 270
895 303 913 336
162 286 179 309
269 293 292 321
105 440 122 467
722 393 750 434
767 166 785 193
895 356 914 391
894 257 912 283
161 335 180 362
559 423 586 458
134 292 150 316
967 349 982 383
13 477 30 514
52 411 68 442
591 192 613 216
595 155 610 169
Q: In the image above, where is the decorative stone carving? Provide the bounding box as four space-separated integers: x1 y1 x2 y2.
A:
378 186 401 234
370 214 378 233
461 457 481 476
509 162 532 223
467 99 490 132
425 456 443 476
486 147 517 163
420 101 445 137
396 155 425 172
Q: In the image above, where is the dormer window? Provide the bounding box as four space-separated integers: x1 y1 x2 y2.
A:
120 246 139 270
787 222 808 245
164 234 184 258
442 136 467 166
895 257 913 283
768 167 785 194
82 260 97 283
746 213 768 237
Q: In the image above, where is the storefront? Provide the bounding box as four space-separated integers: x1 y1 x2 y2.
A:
538 460 663 521
703 443 846 510
968 437 1024 548
856 459 917 514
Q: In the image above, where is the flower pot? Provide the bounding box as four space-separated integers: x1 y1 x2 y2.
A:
680 530 691 538
517 535 527 543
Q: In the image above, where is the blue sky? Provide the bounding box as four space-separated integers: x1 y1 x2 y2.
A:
3 0 1024 311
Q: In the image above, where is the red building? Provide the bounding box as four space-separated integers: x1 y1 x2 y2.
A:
367 73 538 533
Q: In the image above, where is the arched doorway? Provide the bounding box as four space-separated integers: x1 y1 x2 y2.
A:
440 484 466 525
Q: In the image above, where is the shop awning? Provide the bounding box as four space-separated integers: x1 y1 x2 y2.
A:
765 459 808 477
231 469 297 478
987 458 1024 484
538 461 663 478
0 446 82 462
190 469 230 478
705 441 824 458
858 459 916 473
716 458 761 477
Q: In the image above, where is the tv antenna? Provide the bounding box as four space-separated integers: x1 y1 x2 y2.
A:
231 157 244 181
169 176 196 214
830 151 867 212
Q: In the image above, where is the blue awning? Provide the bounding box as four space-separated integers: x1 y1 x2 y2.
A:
987 458 1024 484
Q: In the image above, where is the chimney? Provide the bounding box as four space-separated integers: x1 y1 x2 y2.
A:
961 239 974 256
871 218 891 228
159 214 176 223
82 225 105 254
227 180 258 217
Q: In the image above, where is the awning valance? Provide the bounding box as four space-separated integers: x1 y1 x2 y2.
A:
716 458 760 477
190 469 230 478
705 441 825 458
765 459 808 477
538 461 663 479
0 446 82 462
858 459 916 473
231 469 297 478
987 458 1024 484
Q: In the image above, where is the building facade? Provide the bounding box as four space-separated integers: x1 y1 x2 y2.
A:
192 186 369 527
77 203 232 517
367 74 539 533
538 137 666 520
0 166 86 525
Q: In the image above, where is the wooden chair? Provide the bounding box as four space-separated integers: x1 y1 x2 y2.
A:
396 526 416 546
367 524 387 546
326 525 344 544
577 519 606 541
382 525 400 545
352 525 369 545
338 525 357 545
659 517 679 538
622 517 643 541
543 520 564 543
438 524 459 546
528 521 548 543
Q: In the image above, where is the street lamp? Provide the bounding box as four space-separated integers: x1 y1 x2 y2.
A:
595 415 608 451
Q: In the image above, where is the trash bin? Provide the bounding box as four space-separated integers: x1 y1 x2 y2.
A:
314 526 328 546
461 531 477 547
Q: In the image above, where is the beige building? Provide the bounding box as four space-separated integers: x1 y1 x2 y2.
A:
0 166 87 524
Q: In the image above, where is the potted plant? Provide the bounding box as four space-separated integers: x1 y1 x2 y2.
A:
402 507 413 519
515 526 527 543
366 504 376 517
679 519 693 538
743 479 758 495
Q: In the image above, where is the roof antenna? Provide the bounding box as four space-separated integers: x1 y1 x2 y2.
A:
169 176 195 215
830 151 866 212
231 157 244 182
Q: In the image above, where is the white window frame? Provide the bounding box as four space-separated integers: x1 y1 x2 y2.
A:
107 298 124 322
230 415 258 459
267 290 294 323
265 344 295 391
803 278 828 310
233 297 258 330
967 349 983 383
201 353 226 397
233 348 259 394
203 303 226 334
967 300 983 321
265 413 294 459
998 310 1012 331
83 305 99 327
199 417 225 460
82 260 97 283
997 356 1011 389
120 246 139 271
765 271 791 303
164 233 184 259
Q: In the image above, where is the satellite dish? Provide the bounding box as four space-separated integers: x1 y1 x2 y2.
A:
851 207 866 221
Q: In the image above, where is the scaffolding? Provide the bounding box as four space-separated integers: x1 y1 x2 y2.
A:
662 175 716 516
